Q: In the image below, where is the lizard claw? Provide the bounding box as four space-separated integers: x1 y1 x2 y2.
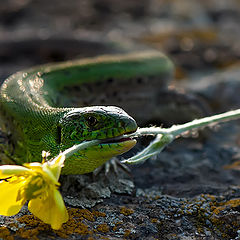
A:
93 157 131 176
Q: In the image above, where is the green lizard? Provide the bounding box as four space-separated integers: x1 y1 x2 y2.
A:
0 51 173 174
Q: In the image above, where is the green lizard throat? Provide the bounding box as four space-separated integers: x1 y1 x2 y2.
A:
0 51 173 174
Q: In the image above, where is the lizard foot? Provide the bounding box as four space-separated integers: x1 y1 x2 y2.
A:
93 157 131 176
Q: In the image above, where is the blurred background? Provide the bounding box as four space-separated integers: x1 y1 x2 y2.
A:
0 0 239 82
1 2 240 238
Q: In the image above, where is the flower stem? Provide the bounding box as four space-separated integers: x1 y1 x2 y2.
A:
63 140 101 159
123 109 240 164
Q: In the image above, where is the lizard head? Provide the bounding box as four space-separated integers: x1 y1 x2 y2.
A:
56 106 137 174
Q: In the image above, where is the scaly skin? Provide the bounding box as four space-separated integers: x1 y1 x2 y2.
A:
0 51 173 174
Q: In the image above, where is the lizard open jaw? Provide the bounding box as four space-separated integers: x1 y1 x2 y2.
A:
99 132 137 151
100 135 134 144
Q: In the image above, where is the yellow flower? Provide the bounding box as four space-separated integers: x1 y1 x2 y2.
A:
0 153 68 230
0 140 100 229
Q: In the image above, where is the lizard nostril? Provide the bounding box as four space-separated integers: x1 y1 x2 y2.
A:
120 117 138 133
118 121 125 128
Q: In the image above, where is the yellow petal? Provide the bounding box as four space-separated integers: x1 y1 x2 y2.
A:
28 188 68 230
0 165 30 178
24 162 43 171
47 154 65 180
42 164 59 185
0 180 26 216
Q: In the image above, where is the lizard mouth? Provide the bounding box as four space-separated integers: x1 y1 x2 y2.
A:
98 132 137 156
100 131 137 145
101 136 133 144
99 134 137 154
98 131 137 154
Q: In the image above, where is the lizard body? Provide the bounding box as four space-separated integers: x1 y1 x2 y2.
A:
0 51 173 174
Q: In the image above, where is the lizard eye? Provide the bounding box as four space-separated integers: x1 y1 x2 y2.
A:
86 115 98 127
